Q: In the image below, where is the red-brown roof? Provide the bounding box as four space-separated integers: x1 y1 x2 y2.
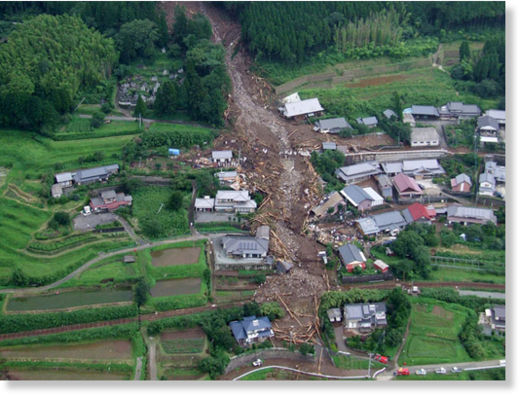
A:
407 202 433 221
393 173 422 193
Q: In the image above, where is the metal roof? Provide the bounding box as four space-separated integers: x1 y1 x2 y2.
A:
356 116 378 126
411 105 439 117
341 184 373 206
372 210 407 230
484 109 505 121
212 150 233 160
195 197 215 209
283 98 324 118
356 217 379 235
479 172 496 186
316 117 350 131
383 109 397 119
373 259 389 271
222 235 269 255
363 187 383 203
55 172 73 183
447 205 496 223
381 162 403 174
336 161 380 181
74 164 119 182
411 127 439 142
216 190 251 202
322 142 337 150
338 243 366 265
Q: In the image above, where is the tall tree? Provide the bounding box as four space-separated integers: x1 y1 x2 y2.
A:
116 19 159 63
154 81 178 115
134 96 147 117
459 41 470 62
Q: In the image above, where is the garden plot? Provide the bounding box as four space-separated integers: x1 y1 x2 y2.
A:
151 247 201 267
6 288 133 312
150 278 201 297
0 340 133 362
399 300 471 366
5 368 131 380
160 328 207 355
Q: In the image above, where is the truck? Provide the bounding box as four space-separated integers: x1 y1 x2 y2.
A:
82 206 91 216
396 368 410 376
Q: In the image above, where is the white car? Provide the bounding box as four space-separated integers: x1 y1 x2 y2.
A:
435 367 447 374
415 368 427 376
451 367 462 373
252 359 263 367
499 360 506 367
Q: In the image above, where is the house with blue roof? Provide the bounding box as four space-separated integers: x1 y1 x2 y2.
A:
229 316 274 346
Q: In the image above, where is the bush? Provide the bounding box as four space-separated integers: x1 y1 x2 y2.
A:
90 111 106 128
260 302 285 321
101 102 113 114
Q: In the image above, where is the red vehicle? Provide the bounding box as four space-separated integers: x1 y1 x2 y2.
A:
396 368 410 376
374 354 389 364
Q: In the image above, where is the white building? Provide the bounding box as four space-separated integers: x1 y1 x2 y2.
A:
410 127 440 147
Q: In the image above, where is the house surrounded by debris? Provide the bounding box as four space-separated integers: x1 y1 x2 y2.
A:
327 308 343 323
314 117 351 134
310 191 344 218
229 316 274 346
214 190 257 213
335 161 381 184
221 226 270 259
340 185 373 211
212 150 233 165
281 98 324 120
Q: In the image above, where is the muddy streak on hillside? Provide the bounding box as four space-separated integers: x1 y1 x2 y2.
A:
159 2 329 337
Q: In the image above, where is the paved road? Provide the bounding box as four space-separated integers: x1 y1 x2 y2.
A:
0 233 226 295
233 365 369 381
458 290 506 299
392 359 505 377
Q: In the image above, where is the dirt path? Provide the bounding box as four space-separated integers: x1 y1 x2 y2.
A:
134 356 143 380
148 337 157 380
390 315 412 371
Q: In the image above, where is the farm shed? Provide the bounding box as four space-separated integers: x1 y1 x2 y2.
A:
315 117 351 134
373 259 389 273
447 205 497 226
356 116 378 128
327 308 342 323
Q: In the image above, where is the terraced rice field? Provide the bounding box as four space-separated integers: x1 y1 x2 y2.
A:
150 278 201 297
151 247 201 267
0 340 133 362
160 328 207 354
6 288 133 312
6 368 131 380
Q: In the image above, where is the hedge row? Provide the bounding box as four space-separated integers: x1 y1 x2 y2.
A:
151 293 208 312
0 323 139 347
27 235 99 254
0 304 138 334
0 359 134 374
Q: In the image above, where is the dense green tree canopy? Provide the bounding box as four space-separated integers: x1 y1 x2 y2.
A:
0 14 118 132
115 19 159 63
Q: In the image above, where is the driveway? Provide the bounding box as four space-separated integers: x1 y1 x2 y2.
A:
73 212 118 231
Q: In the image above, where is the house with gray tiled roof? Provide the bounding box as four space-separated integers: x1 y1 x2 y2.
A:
343 302 387 330
338 243 366 272
335 161 381 184
229 316 274 346
447 205 497 226
315 117 352 134
356 116 378 128
340 185 373 211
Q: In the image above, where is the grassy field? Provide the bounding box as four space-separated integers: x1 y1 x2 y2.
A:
399 299 473 366
332 355 383 370
298 66 499 120
131 186 190 239
3 366 132 380
0 129 135 185
56 117 143 140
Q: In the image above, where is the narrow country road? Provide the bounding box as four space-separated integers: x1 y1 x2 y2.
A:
148 337 157 381
134 357 143 380
232 365 369 381
0 232 229 295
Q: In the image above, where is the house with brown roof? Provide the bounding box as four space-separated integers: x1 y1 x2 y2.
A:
451 173 472 193
392 173 422 198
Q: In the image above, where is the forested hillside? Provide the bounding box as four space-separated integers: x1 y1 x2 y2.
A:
223 1 505 64
0 14 117 133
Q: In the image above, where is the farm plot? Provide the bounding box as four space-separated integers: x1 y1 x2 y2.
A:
150 278 201 298
6 288 133 312
398 300 472 366
151 247 201 267
60 258 139 288
0 339 133 362
132 186 190 239
160 328 207 355
5 368 131 380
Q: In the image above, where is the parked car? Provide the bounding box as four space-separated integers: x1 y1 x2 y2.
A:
252 359 263 367
451 367 462 373
396 368 410 376
374 354 389 364
415 368 427 376
435 367 447 374
499 360 506 367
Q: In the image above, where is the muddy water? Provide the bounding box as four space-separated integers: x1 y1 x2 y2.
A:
150 278 201 297
151 247 201 267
